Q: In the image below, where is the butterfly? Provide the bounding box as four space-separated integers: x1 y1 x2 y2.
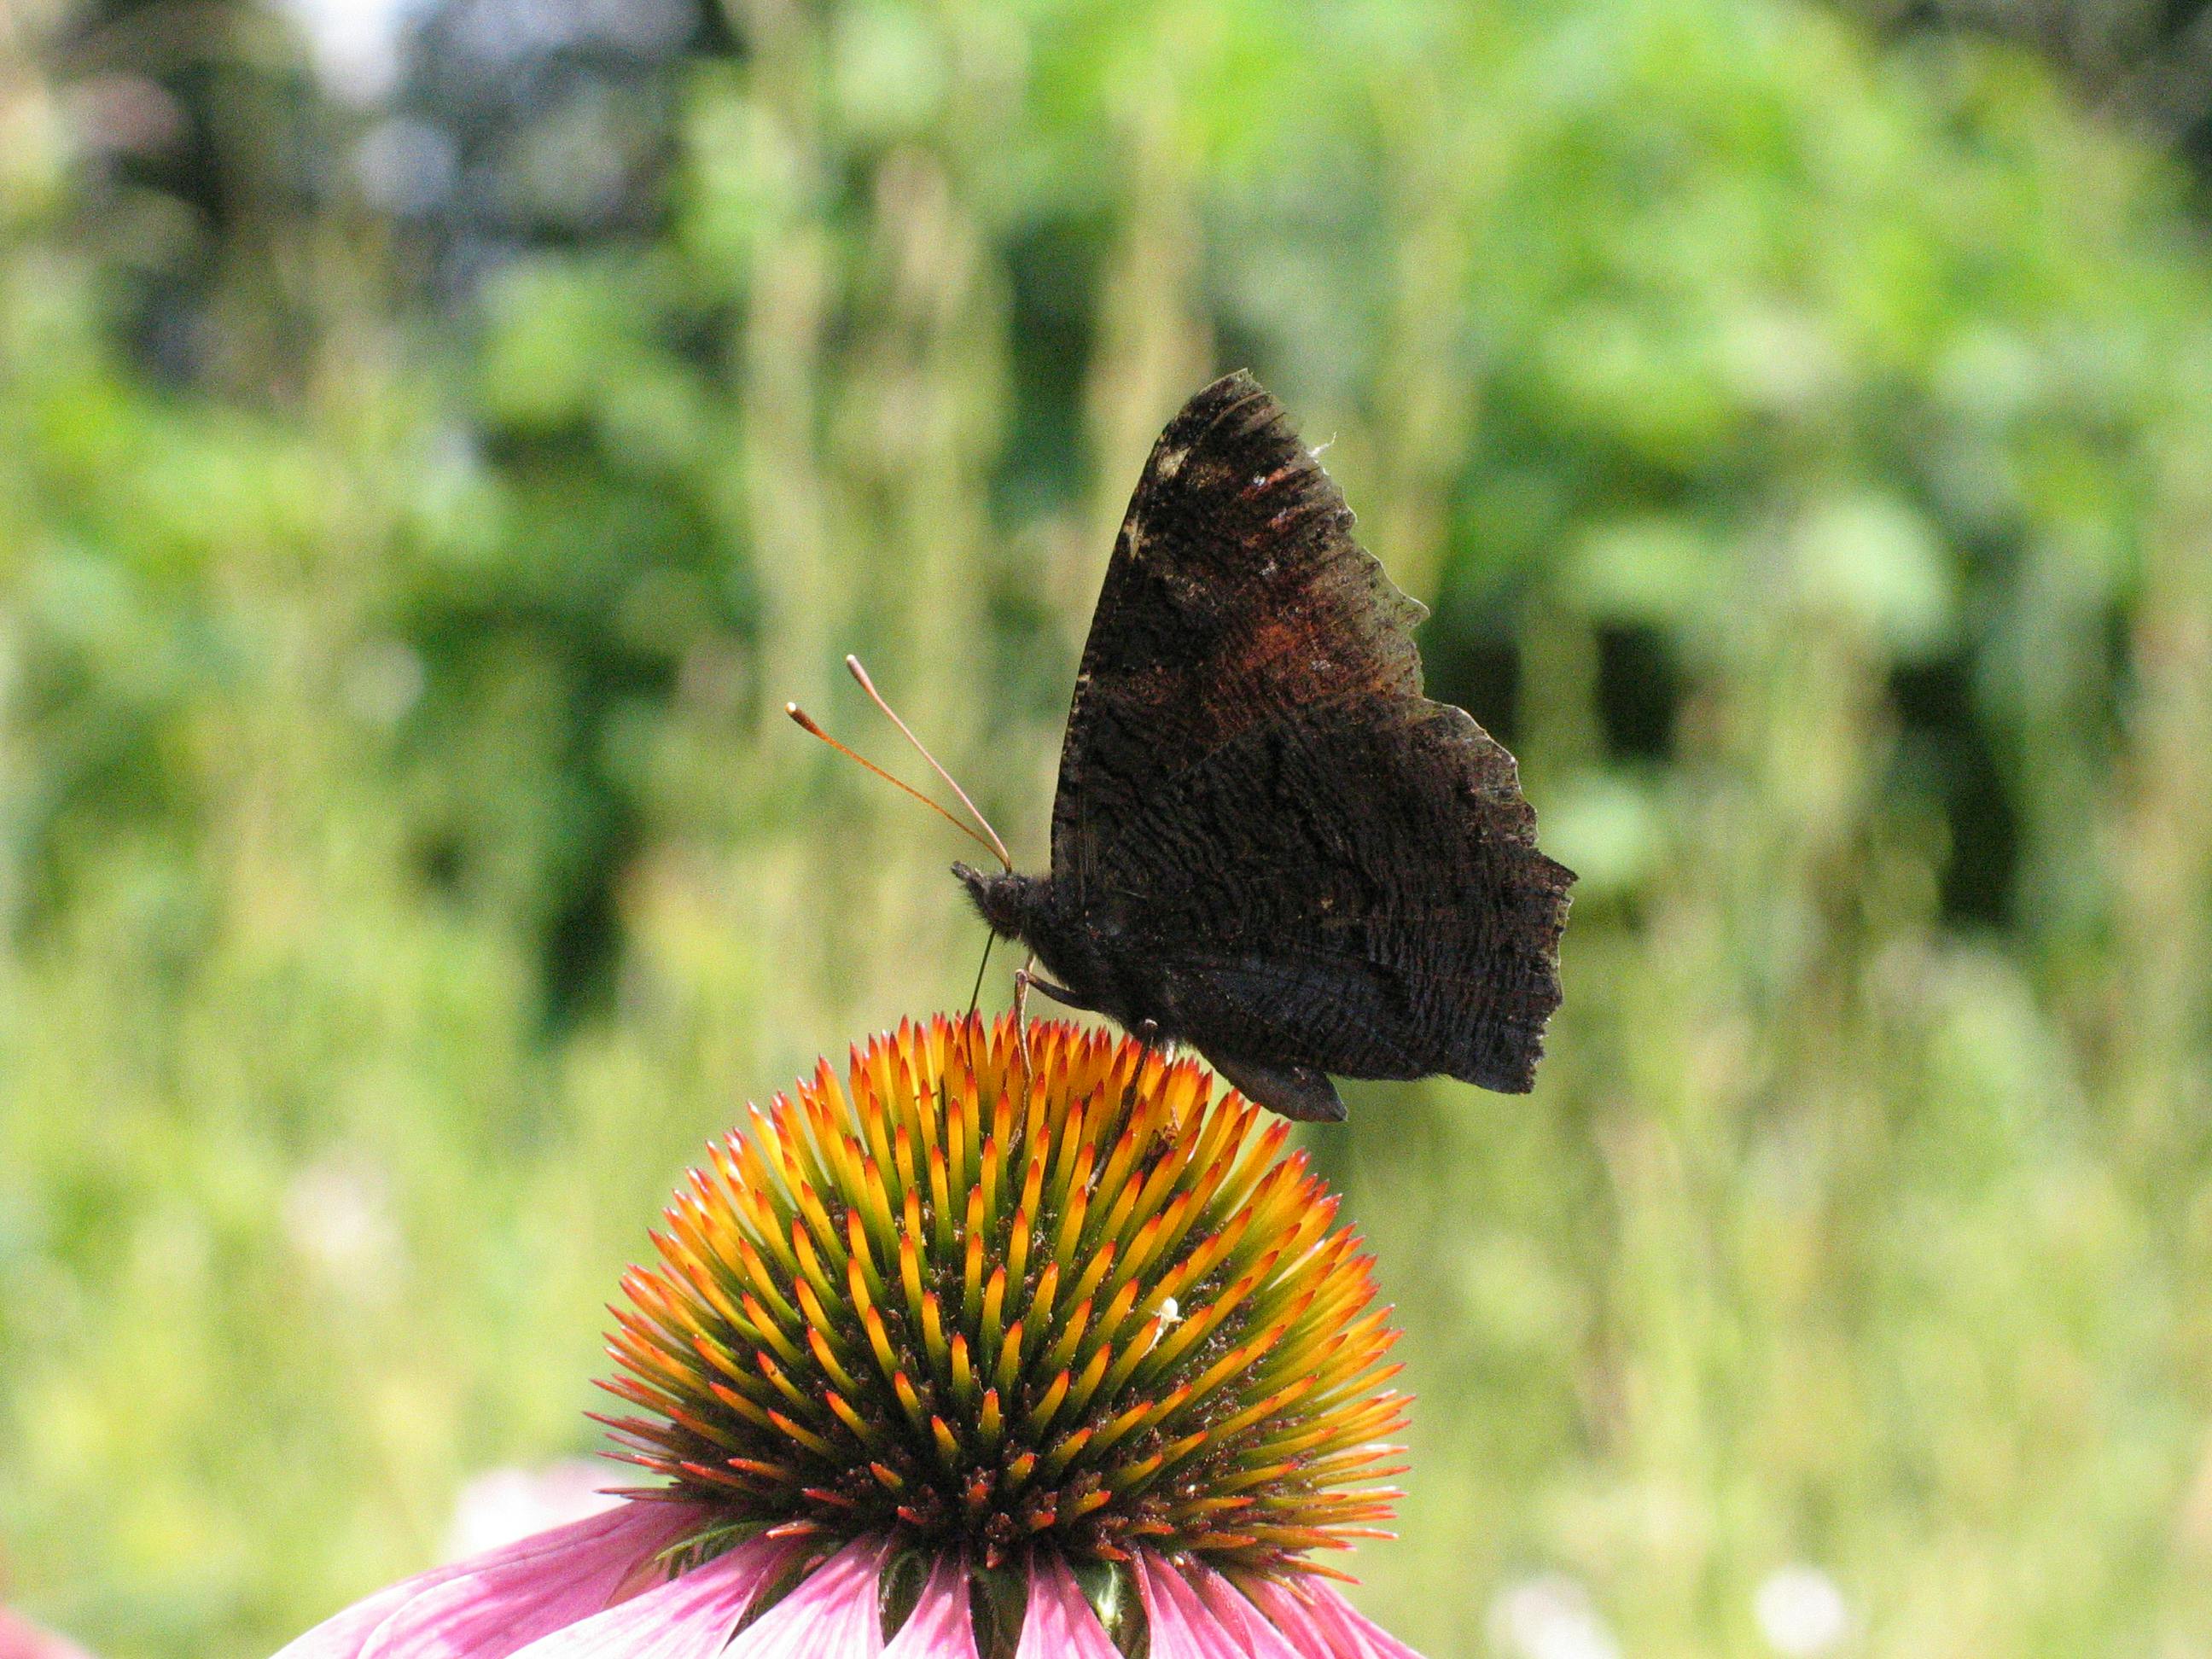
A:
952 371 1574 1122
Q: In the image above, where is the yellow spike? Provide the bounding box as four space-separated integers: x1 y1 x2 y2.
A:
738 1293 806 1370
1091 1156 1146 1254
1052 1157 1095 1266
1005 1203 1033 1289
898 1231 926 1332
860 1305 899 1382
792 1181 841 1266
844 1214 885 1311
990 1086 1015 1171
752 1351 818 1417
1202 1378 1312 1447
892 1121 917 1199
890 1371 928 1434
1061 1340 1121 1423
1041 1295 1093 1376
962 1205 986 1326
788 1226 841 1322
981 1265 1007 1359
1095 1311 1161 1399
706 1379 778 1432
1027 1258 1060 1332
797 1315 859 1390
1046 1098 1089 1214
946 1080 969 1200
1088 1275 1144 1355
1041 1424 1092 1478
823 1389 877 1447
1022 1369 1072 1436
1091 1121 1144 1225
930 1416 961 1469
733 1237 799 1326
921 1292 948 1377
979 1133 1003 1233
1105 1451 1164 1493
857 1158 895 1250
927 1145 953 1256
950 1332 976 1410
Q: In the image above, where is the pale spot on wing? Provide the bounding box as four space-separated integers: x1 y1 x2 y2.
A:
1154 444 1188 480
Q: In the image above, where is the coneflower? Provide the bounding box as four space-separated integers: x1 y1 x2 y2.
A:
279 1016 1423 1658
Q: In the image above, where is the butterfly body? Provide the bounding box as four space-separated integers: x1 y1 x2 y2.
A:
961 372 1573 1123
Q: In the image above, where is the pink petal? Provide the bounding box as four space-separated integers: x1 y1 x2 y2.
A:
1132 1555 1255 1659
0 1611 97 1659
726 1537 890 1659
276 1502 702 1659
1243 1578 1428 1659
881 1556 976 1659
1010 1557 1121 1659
506 1536 797 1659
1185 1568 1304 1659
275 1545 477 1658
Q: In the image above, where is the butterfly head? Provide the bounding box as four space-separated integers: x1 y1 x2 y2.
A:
952 862 1050 944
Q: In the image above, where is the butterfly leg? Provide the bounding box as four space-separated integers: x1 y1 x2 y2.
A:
1010 956 1045 1086
1017 970 1099 1014
1020 975 1171 1059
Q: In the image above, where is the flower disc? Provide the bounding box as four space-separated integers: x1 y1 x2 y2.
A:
601 1016 1406 1580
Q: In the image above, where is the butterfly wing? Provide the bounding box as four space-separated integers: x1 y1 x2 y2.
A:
1050 372 1572 1095
1051 371 1427 910
1109 693 1572 1092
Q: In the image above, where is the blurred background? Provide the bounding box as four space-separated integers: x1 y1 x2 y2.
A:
4 0 2212 1653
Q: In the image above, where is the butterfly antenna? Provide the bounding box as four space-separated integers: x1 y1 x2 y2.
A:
785 702 1007 865
844 655 1013 871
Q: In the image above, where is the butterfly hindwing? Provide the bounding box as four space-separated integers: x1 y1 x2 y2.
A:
1095 692 1572 1091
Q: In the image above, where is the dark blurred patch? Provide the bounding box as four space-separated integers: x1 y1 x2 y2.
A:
392 0 732 299
997 213 1104 518
1856 0 2212 165
1595 626 1680 760
1421 602 1522 750
1894 653 2019 928
59 0 322 387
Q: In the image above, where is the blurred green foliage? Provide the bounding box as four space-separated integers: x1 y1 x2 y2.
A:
6 0 2212 1655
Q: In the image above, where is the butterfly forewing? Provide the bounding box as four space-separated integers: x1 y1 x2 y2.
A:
1046 371 1572 1097
1051 373 1427 911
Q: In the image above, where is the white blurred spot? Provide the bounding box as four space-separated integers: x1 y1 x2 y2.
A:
1157 1296 1181 1325
1754 1565 1850 1656
276 0 426 102
343 639 427 725
282 1156 400 1282
445 1461 623 1561
1487 1573 1621 1659
355 119 457 216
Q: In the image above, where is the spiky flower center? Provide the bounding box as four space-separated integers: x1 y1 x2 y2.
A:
602 1016 1406 1580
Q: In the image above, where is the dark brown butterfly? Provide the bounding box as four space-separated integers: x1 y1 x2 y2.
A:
952 371 1573 1122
